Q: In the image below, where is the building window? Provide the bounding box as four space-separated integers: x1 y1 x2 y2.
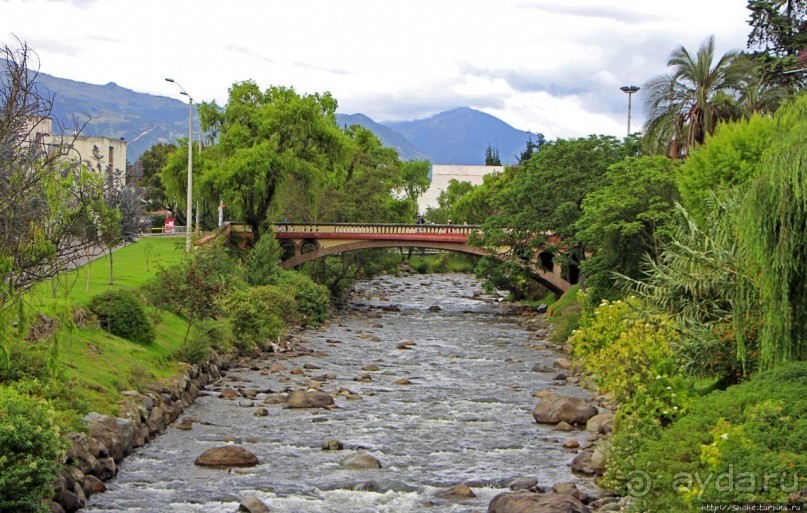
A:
108 146 114 165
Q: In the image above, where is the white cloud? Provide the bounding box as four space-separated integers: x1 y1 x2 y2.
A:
1 0 753 138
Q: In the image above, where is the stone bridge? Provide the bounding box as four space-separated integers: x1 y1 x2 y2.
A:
201 222 574 293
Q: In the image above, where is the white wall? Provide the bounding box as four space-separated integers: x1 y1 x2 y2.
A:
418 164 503 213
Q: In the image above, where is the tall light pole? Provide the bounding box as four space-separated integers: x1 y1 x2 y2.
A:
620 85 640 137
165 78 193 253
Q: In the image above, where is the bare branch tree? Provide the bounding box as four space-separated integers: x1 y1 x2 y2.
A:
1 38 107 313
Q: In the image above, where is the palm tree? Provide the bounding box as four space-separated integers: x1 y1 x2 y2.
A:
643 35 752 158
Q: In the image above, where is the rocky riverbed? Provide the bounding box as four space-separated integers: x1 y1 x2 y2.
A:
73 273 618 513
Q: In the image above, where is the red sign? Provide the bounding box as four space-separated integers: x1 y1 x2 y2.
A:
164 217 175 233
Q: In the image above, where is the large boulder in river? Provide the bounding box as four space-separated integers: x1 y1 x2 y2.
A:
339 452 381 469
194 446 259 468
487 492 590 513
436 484 476 500
238 495 271 512
532 393 598 426
284 390 335 409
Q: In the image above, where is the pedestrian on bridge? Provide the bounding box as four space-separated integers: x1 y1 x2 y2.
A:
416 212 424 232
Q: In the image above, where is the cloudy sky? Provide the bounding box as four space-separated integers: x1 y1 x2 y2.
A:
2 0 751 139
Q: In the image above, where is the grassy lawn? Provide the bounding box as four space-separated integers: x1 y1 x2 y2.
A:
27 236 187 311
21 236 194 415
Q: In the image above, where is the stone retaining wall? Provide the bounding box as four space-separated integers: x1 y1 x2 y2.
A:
46 353 235 513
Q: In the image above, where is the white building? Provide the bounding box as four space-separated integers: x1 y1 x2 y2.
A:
24 117 127 190
418 164 503 213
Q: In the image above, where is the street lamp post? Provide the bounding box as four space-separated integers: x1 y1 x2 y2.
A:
620 85 640 137
165 78 193 253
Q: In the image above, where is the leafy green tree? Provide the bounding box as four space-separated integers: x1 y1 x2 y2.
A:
203 81 346 241
480 135 628 254
484 144 501 165
132 142 176 210
748 0 807 55
96 199 122 285
677 115 775 220
427 179 474 224
577 155 680 302
148 243 238 342
517 133 545 163
643 35 752 158
746 0 807 94
398 159 431 217
301 124 407 223
475 135 630 297
310 125 409 293
451 170 510 225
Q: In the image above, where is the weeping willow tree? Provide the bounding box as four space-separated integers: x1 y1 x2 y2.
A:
739 93 807 368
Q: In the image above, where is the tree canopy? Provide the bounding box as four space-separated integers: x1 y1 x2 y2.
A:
198 82 346 240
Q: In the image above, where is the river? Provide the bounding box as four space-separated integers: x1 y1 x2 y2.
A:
84 273 596 512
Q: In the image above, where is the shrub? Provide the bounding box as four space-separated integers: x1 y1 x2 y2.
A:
624 363 807 512
244 235 282 286
568 297 634 359
172 331 213 364
274 271 330 326
224 285 296 350
0 337 49 383
0 386 68 513
146 243 241 342
88 289 155 344
193 318 232 351
569 297 697 497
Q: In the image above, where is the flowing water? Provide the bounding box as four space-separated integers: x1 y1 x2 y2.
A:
84 273 596 512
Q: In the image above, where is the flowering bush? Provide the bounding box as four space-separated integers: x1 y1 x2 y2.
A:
0 386 68 512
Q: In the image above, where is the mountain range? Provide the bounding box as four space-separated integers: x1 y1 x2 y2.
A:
34 71 530 166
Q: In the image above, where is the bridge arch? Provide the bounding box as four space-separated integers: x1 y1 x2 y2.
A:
200 222 573 294
281 240 487 268
280 240 570 294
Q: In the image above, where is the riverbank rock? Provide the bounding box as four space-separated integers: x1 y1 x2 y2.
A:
487 492 590 513
585 411 615 434
532 393 598 426
339 452 381 469
563 439 580 449
194 446 259 468
570 448 606 476
508 476 539 491
238 495 271 512
84 413 134 463
435 484 476 500
284 390 335 409
553 357 575 370
219 388 238 399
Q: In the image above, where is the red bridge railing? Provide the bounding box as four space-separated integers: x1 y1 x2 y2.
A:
270 222 480 235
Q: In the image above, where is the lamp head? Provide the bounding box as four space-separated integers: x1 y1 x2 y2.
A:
620 85 640 94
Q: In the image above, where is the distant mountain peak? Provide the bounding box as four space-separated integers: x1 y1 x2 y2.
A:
34 69 529 165
387 107 529 165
